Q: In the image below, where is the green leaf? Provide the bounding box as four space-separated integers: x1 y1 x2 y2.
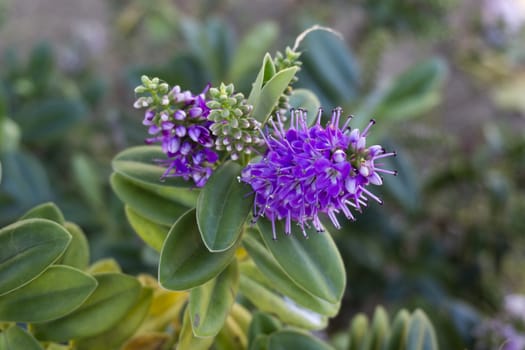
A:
239 267 327 330
125 206 170 252
406 310 439 350
189 260 239 337
33 273 142 342
197 161 253 252
215 315 247 350
355 58 447 130
248 312 282 347
19 202 65 224
288 89 321 126
348 314 368 350
230 22 279 82
87 258 122 274
247 53 275 107
386 310 410 350
112 146 199 206
57 222 90 270
0 118 20 153
250 66 299 124
242 231 339 316
0 265 97 322
267 330 334 350
113 146 192 189
361 306 390 350
177 308 215 350
111 173 188 226
72 153 104 210
0 218 71 295
14 99 87 142
76 287 153 350
298 29 360 108
0 325 43 350
257 219 345 304
159 209 238 290
0 150 53 207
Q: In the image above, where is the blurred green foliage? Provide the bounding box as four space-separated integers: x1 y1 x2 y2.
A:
0 1 524 349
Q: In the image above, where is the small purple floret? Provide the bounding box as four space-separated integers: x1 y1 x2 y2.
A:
136 84 218 187
240 107 396 239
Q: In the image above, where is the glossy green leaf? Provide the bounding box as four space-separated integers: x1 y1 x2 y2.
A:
250 336 270 350
267 330 333 350
230 22 279 82
111 173 188 226
251 66 298 124
288 89 321 126
406 310 439 350
159 209 238 290
19 202 64 224
239 269 327 330
177 308 215 350
0 325 43 350
0 265 97 322
242 231 339 316
197 161 252 252
348 314 368 350
57 222 90 270
247 53 275 107
125 206 170 252
386 310 410 350
248 312 281 347
257 219 345 304
0 218 71 295
189 260 239 337
113 145 193 190
76 287 153 350
361 306 390 350
33 273 142 342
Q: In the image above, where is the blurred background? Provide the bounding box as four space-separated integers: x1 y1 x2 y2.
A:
1 0 525 348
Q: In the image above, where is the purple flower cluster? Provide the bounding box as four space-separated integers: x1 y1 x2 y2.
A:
136 83 218 187
240 108 396 239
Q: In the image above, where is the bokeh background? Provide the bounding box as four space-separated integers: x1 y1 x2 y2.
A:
1 0 525 348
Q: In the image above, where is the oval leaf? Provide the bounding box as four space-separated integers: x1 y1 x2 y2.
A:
348 314 369 350
361 306 390 350
177 308 215 350
33 273 142 342
387 310 410 350
159 209 238 290
248 311 282 347
0 218 71 295
406 310 439 350
125 206 170 252
239 270 327 330
251 66 299 124
19 202 64 224
112 146 193 189
197 161 253 252
111 173 188 226
268 330 334 350
189 260 239 337
0 326 43 350
256 219 345 304
57 222 90 270
76 287 153 350
242 232 339 317
0 265 97 322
